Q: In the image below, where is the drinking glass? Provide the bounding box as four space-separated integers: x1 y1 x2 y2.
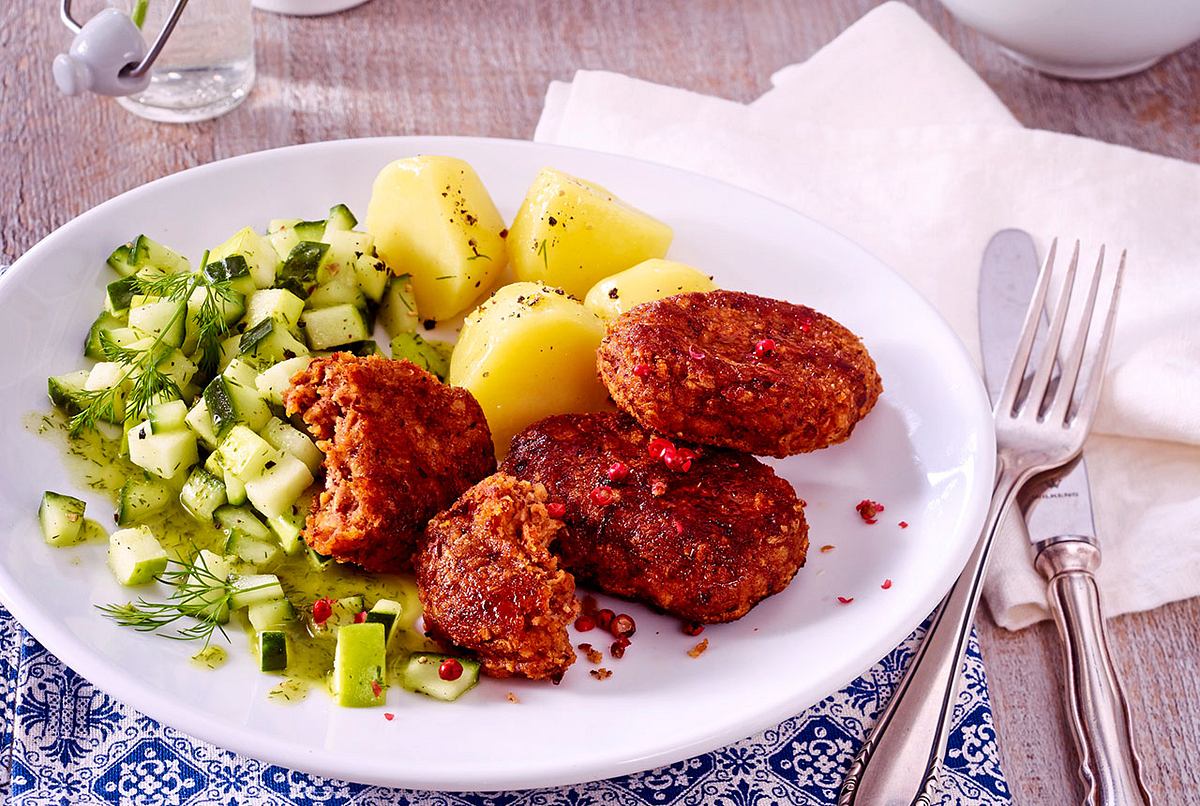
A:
112 0 255 122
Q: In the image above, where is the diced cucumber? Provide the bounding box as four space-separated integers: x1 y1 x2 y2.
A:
305 270 366 312
47 370 94 417
202 254 257 296
181 550 234 624
255 356 311 406
179 467 227 523
221 357 260 389
307 547 335 571
354 253 390 304
84 311 128 360
248 597 296 630
185 398 220 450
104 275 142 314
216 425 276 479
225 530 283 568
258 629 289 672
116 476 172 526
390 333 452 381
209 226 281 289
260 417 322 474
39 491 87 546
148 399 189 433
214 504 274 543
128 298 185 347
106 235 190 277
293 220 326 241
217 334 242 373
267 219 301 261
333 595 365 624
317 230 374 283
400 653 481 702
119 339 197 393
229 573 285 609
277 241 328 298
245 453 314 519
225 472 248 506
84 362 129 420
245 288 305 329
107 526 168 586
330 622 387 707
324 203 358 233
300 304 370 350
377 274 419 337
365 599 405 644
127 419 199 480
268 493 310 555
239 317 310 365
182 285 245 355
203 375 271 438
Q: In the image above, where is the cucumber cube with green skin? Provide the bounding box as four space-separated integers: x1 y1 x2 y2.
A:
260 417 322 474
229 574 285 609
277 241 329 298
204 375 271 438
258 629 289 672
324 203 358 233
239 318 311 365
202 254 257 296
85 362 129 418
116 476 173 526
330 623 387 707
306 547 334 571
84 310 128 360
214 505 274 543
390 333 453 381
248 597 296 631
317 230 374 284
224 471 248 506
245 453 314 519
209 226 281 289
301 304 370 351
185 398 221 450
365 599 405 644
127 420 199 480
128 299 186 347
292 220 327 241
148 399 189 433
377 274 419 338
179 550 234 624
400 653 481 702
107 526 168 586
217 334 243 373
305 270 367 312
245 288 305 330
353 253 390 304
216 425 277 479
39 491 87 546
255 356 312 407
224 531 283 569
179 467 227 523
268 512 305 555
106 235 190 277
267 220 302 262
47 370 94 418
222 357 261 389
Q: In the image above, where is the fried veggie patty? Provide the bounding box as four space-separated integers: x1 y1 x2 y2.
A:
416 473 578 680
597 290 882 457
501 412 808 623
284 353 495 572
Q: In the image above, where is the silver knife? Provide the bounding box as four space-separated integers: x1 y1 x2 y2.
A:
979 230 1151 806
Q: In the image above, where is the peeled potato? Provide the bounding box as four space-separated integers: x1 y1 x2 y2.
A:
507 168 673 299
449 282 610 454
365 156 507 322
583 259 716 321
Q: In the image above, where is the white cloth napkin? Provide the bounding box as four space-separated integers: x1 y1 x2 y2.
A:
533 1 1200 631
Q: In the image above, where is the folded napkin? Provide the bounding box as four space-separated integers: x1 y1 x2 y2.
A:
0 607 1008 804
534 1 1200 631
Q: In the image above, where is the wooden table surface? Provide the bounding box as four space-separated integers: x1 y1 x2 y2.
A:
2 0 1197 802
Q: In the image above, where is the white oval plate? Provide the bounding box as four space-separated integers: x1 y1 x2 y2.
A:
0 137 993 792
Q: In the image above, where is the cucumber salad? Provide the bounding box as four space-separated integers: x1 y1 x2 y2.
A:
39 206 479 707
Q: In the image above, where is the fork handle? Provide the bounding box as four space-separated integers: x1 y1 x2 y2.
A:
839 464 1026 806
1035 538 1152 806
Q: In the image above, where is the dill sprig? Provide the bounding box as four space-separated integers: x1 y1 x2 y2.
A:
97 550 272 646
69 257 235 434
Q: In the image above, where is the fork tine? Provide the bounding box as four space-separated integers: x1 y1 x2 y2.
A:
998 238 1057 417
1023 240 1080 418
1047 245 1105 424
1069 249 1126 427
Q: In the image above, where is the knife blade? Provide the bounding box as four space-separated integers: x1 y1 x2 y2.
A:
978 229 1097 542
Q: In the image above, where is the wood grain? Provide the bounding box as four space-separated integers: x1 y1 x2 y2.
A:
2 0 1198 803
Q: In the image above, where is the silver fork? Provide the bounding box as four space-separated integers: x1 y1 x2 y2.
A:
838 240 1127 806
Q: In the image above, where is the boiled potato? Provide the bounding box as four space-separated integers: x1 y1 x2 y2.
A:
507 168 673 299
449 282 610 454
583 258 716 321
365 156 507 322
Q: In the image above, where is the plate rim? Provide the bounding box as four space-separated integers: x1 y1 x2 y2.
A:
0 135 996 791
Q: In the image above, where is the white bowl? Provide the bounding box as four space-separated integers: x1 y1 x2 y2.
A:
938 0 1200 79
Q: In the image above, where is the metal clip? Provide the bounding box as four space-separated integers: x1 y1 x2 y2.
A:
55 0 191 96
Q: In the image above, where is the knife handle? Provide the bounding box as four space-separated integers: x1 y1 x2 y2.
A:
1035 538 1152 806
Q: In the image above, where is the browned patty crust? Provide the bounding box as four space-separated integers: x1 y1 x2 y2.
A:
597 290 882 457
501 412 808 623
416 473 578 680
284 353 495 572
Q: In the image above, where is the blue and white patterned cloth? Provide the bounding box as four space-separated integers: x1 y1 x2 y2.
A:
0 603 1009 806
